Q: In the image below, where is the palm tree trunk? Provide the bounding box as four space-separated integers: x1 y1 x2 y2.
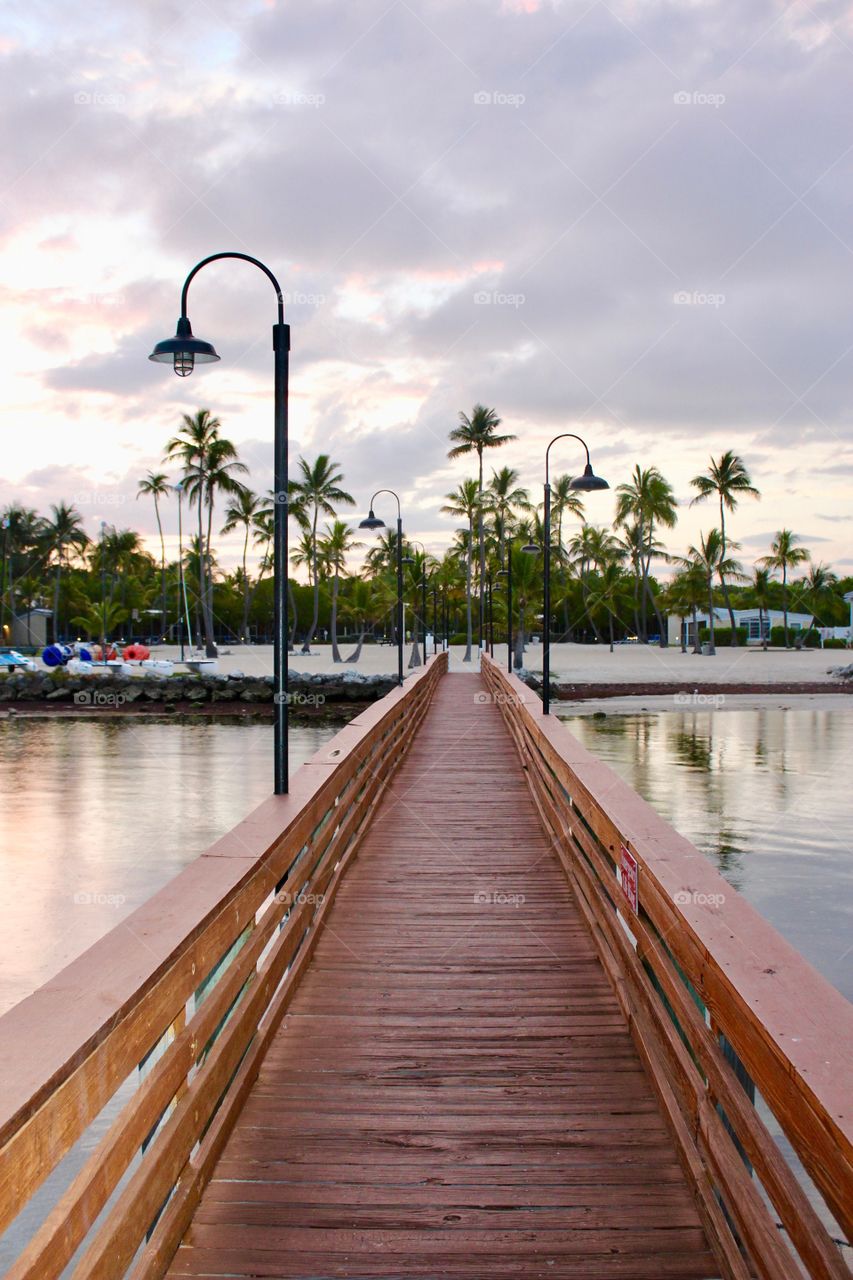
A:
155 498 166 642
643 568 666 646
706 576 716 655
477 448 485 652
691 604 701 654
331 571 342 662
204 494 217 656
344 626 366 664
52 555 62 640
719 497 738 642
463 522 473 662
782 569 789 647
302 509 320 653
240 526 251 644
513 607 525 670
288 578 298 651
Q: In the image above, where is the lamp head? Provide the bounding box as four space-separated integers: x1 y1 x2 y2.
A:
521 542 540 554
149 317 220 378
570 462 609 492
358 509 386 532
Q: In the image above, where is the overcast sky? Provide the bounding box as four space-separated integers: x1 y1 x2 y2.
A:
1 0 851 575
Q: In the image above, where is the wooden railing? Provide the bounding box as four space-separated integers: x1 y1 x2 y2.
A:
481 655 853 1280
0 653 447 1280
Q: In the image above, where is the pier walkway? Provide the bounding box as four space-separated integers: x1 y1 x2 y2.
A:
0 654 850 1280
167 673 713 1278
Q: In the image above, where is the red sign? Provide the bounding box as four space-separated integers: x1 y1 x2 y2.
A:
619 845 638 914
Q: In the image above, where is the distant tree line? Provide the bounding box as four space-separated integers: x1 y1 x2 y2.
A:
2 409 850 658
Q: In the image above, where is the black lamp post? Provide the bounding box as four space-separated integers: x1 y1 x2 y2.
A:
359 491 404 687
149 252 290 795
541 434 609 715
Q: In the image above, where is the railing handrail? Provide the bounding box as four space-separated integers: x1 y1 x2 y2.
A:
0 654 447 1278
482 655 852 1276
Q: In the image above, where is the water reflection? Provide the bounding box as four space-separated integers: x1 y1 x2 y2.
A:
0 718 341 1014
561 707 853 1001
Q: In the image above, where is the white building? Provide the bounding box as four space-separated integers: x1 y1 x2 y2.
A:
667 607 815 647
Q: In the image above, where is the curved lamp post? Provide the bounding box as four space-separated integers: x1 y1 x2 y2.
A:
541 433 609 715
149 252 291 794
359 490 404 687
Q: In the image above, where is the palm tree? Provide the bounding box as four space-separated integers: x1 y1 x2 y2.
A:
683 530 745 656
165 410 224 656
319 521 360 662
289 455 354 653
221 489 264 644
664 565 707 653
441 479 480 661
137 471 171 639
340 579 379 663
509 541 543 670
486 466 531 563
550 474 585 551
448 405 515 649
588 562 633 652
690 452 760 643
797 561 838 629
70 599 127 642
759 530 810 647
749 566 774 650
43 502 88 639
615 465 677 645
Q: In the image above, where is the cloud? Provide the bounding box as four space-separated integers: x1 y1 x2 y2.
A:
1 0 853 576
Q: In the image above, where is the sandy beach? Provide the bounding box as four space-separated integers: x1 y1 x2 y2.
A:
149 639 852 687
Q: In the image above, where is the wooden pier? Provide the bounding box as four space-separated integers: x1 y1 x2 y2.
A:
0 654 850 1278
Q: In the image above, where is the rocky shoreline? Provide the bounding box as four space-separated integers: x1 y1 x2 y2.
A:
0 669 398 715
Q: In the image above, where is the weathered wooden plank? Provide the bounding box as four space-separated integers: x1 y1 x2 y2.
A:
160 672 716 1280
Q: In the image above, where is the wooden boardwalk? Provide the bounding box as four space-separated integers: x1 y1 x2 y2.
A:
168 672 717 1279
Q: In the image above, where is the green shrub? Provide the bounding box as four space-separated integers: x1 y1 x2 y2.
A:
801 629 822 648
769 625 814 646
698 626 748 646
824 637 849 650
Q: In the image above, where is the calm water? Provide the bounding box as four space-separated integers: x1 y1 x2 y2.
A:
560 706 853 1002
0 718 340 1014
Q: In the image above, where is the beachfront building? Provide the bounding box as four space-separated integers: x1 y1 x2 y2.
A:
667 606 815 648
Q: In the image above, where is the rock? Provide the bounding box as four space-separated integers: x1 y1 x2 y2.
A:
828 663 853 680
